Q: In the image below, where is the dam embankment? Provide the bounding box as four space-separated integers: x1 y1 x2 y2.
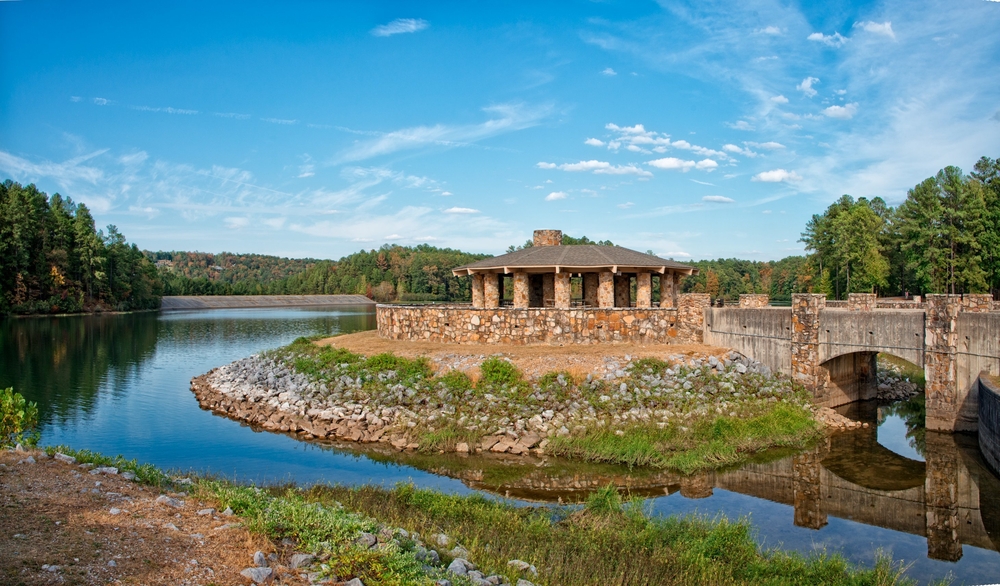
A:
160 294 374 311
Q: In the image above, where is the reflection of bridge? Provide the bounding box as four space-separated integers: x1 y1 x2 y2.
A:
703 293 1000 432
439 426 1000 562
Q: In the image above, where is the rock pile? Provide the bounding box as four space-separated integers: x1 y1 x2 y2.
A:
814 407 868 431
191 349 813 456
875 364 920 401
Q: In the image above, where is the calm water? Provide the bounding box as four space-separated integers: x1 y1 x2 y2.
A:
2 308 998 585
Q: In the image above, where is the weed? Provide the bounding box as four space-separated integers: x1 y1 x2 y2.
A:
1 387 39 448
478 357 521 388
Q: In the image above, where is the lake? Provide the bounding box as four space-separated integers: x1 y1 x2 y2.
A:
2 306 998 585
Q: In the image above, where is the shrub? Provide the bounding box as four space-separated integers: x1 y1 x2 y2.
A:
1 387 40 448
478 357 521 388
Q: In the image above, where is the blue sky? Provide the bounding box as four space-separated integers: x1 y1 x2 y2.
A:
2 1 998 261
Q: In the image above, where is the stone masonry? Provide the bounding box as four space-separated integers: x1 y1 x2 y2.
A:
532 229 562 247
847 293 876 311
790 294 827 400
636 272 652 308
471 274 484 308
554 272 571 309
377 294 712 345
925 294 961 431
598 272 614 308
583 273 599 307
738 294 769 308
513 273 529 308
484 273 500 308
660 273 679 309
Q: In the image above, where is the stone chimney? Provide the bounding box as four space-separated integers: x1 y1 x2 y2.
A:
533 229 562 247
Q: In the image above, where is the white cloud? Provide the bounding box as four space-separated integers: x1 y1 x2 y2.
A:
822 102 859 119
797 77 820 97
695 158 718 170
617 202 635 210
298 164 315 178
601 67 617 76
752 169 802 182
584 138 605 146
690 179 715 186
224 216 250 229
545 191 567 201
722 144 757 157
702 195 735 203
647 157 695 172
337 103 551 162
371 18 429 37
93 97 109 105
538 159 652 177
770 95 789 104
263 217 286 229
807 31 847 47
70 96 81 102
440 191 453 196
854 21 895 40
748 141 786 150
443 206 479 214
727 120 754 131
755 26 783 35
261 118 298 125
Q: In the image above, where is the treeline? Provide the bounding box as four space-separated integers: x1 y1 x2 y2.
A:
800 156 1000 298
680 256 809 303
0 181 161 315
149 251 322 296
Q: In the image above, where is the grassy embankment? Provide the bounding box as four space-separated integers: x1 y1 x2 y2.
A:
272 337 821 473
44 446 922 586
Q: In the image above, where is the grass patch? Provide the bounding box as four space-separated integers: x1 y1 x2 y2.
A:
43 446 174 487
41 446 924 585
546 404 821 473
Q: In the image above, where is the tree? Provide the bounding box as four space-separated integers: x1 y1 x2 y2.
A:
971 156 1000 298
897 166 988 294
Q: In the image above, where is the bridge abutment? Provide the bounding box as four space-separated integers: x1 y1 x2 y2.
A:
926 295 962 431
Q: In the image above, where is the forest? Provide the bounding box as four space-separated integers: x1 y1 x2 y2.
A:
0 180 161 315
1 156 996 315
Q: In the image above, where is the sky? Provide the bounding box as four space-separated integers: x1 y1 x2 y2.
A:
1 1 999 261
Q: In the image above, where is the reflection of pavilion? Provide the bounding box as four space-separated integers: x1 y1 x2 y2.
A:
420 418 1000 561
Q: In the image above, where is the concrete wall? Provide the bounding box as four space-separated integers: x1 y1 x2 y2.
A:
979 374 1000 476
818 309 925 366
160 294 374 310
957 313 1000 431
704 307 792 374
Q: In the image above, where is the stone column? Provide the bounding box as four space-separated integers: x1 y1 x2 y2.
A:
792 449 828 530
636 272 652 308
679 473 714 499
583 273 599 307
961 293 993 313
791 294 827 403
924 432 963 562
676 293 711 343
471 274 484 308
554 273 571 308
847 293 876 311
513 272 529 308
542 274 555 307
614 274 631 308
483 273 500 309
598 271 614 308
738 294 769 308
659 272 678 308
925 294 961 431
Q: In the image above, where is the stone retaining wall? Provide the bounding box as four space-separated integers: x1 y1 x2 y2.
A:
377 294 710 345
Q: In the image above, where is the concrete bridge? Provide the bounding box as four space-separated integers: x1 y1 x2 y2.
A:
703 293 1000 432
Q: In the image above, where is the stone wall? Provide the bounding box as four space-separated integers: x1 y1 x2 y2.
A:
847 293 876 311
961 294 993 313
377 295 712 345
533 229 562 247
738 294 770 308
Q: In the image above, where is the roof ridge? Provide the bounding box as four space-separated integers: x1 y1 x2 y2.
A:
556 246 569 265
592 245 615 264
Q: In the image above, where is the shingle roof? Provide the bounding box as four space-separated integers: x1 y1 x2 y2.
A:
452 245 697 276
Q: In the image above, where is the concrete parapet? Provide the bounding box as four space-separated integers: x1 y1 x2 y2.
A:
739 294 770 308
377 305 694 345
980 373 1000 477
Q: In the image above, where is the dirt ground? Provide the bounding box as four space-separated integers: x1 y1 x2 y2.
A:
317 330 729 380
0 448 307 586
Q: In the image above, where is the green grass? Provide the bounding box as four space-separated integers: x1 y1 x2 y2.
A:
546 404 821 473
50 446 926 586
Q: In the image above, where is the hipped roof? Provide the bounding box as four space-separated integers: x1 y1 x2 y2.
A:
452 245 698 276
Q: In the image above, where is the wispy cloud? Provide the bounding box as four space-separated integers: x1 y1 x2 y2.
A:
853 21 895 40
702 195 735 203
601 67 617 76
545 191 567 201
807 31 847 47
822 103 859 119
261 117 298 125
335 103 551 163
371 18 429 37
797 76 819 97
537 159 652 176
443 206 480 214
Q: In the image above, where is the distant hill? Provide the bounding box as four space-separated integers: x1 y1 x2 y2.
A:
146 251 322 296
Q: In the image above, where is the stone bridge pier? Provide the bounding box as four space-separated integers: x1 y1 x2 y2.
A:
705 292 1000 432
